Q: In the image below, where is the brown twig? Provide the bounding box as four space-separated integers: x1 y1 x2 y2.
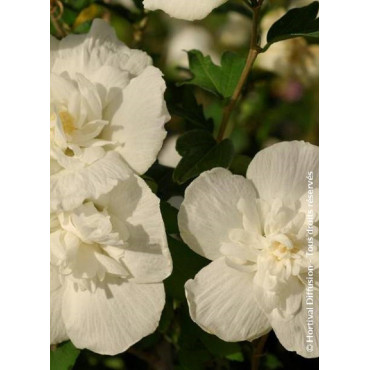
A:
216 0 264 142
251 333 269 370
50 0 66 38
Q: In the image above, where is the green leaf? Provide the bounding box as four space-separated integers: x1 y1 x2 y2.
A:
180 51 246 99
175 130 215 157
165 236 208 301
178 349 212 370
263 353 284 369
103 357 125 370
177 311 212 369
199 331 244 361
63 0 91 11
160 200 179 234
229 154 251 175
167 87 213 132
50 341 80 370
173 130 235 184
143 175 158 194
135 331 161 349
144 163 179 200
73 20 93 34
158 299 175 334
226 352 245 362
263 2 319 51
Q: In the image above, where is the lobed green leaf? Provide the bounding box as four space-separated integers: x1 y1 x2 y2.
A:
173 130 234 184
180 51 246 99
167 87 214 132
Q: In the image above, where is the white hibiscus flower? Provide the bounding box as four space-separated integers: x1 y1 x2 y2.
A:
178 141 319 358
143 0 228 21
51 175 172 355
51 19 169 212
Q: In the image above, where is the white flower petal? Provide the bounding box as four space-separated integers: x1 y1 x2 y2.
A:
269 291 319 358
143 0 228 20
75 74 103 121
158 135 182 168
102 66 169 174
90 66 130 108
50 73 77 106
50 36 59 69
51 20 151 80
60 202 121 246
178 168 260 260
62 278 165 355
50 151 131 212
185 258 271 341
51 266 68 344
247 141 319 204
299 188 319 222
253 271 304 319
220 230 262 265
96 175 172 283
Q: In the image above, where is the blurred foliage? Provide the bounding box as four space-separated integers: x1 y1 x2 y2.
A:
51 341 80 370
51 0 319 369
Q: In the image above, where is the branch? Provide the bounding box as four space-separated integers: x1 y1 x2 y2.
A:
251 333 269 370
50 0 67 38
216 1 264 142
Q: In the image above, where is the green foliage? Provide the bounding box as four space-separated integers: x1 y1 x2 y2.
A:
178 348 212 370
160 200 179 234
103 357 125 370
263 1 319 51
50 341 80 370
132 0 144 10
94 1 142 22
199 331 244 362
263 353 284 369
63 0 92 10
142 175 158 194
180 51 246 99
166 87 214 132
173 130 235 184
165 236 208 301
73 20 93 34
175 306 246 369
229 154 252 176
215 2 252 18
158 300 175 334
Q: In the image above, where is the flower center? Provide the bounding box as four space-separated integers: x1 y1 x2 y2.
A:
224 197 318 282
270 241 298 261
50 74 109 156
59 110 76 135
